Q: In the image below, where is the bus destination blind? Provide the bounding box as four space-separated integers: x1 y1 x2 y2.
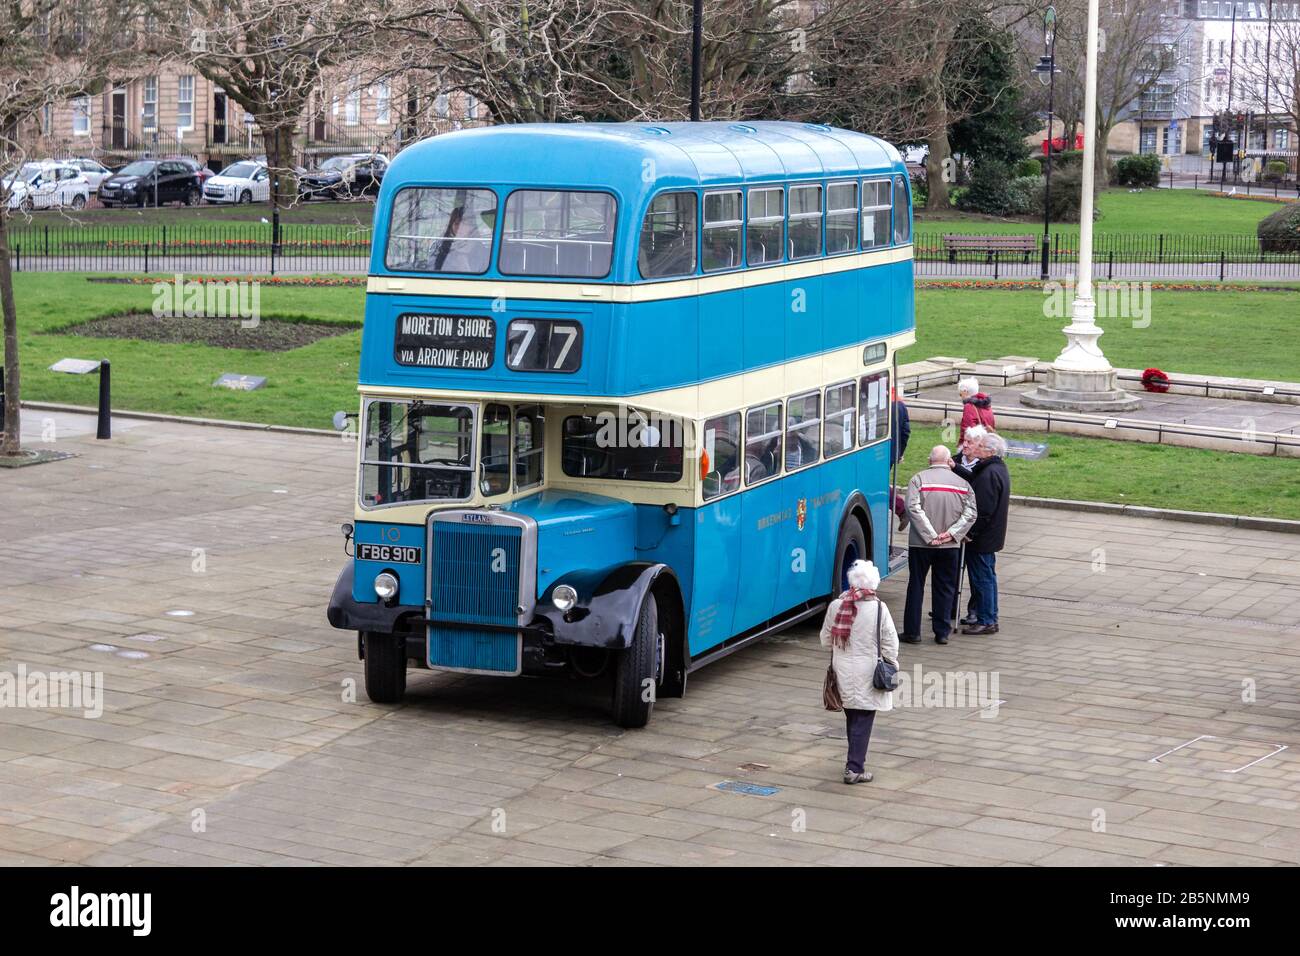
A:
394 314 496 369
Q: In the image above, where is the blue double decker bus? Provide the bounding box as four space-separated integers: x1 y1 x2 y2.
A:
326 121 916 727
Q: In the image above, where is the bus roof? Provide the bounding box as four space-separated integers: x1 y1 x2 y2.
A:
384 121 904 191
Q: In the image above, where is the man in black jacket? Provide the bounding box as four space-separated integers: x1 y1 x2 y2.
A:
959 431 1011 635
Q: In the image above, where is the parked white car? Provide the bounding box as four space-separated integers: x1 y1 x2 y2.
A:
2 162 91 211
203 160 270 204
64 157 115 191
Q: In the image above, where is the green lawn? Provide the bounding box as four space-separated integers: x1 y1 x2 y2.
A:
915 186 1286 238
7 273 364 429
900 425 1300 521
910 287 1300 381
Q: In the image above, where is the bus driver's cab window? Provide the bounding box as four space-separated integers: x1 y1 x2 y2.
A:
514 404 546 490
479 403 511 497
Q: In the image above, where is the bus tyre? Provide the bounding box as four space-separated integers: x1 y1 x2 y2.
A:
834 516 868 594
362 631 406 704
612 593 658 729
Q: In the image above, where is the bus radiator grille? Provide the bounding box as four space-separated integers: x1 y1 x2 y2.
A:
427 521 523 673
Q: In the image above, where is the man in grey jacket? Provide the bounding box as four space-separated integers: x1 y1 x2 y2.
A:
902 445 977 645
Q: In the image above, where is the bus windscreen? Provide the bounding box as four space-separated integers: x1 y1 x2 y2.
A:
385 187 497 274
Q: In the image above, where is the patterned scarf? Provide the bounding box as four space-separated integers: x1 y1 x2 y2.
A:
830 587 876 649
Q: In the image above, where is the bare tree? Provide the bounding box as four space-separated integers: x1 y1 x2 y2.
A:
1235 14 1300 171
380 1 861 125
153 1 391 208
1 0 148 459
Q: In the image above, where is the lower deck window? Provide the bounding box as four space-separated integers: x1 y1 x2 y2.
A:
785 391 821 469
858 371 891 445
744 402 783 484
361 400 474 506
701 412 741 500
562 413 684 483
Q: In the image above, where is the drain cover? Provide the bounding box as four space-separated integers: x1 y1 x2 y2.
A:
713 780 780 797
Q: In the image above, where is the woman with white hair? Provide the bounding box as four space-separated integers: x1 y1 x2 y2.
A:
957 376 996 450
819 560 899 784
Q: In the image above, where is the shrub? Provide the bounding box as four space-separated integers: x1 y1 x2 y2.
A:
1054 149 1084 168
1014 158 1042 178
1115 154 1162 187
954 160 1014 214
1006 175 1045 215
1257 202 1300 253
1263 160 1288 183
1043 164 1100 222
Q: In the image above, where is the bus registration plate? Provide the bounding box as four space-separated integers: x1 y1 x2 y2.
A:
356 544 422 564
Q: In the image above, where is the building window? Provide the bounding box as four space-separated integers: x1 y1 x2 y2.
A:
435 91 449 118
374 81 391 125
1161 125 1182 155
42 103 53 134
1139 127 1157 154
345 78 361 125
142 77 158 132
465 94 478 120
177 75 194 130
72 96 90 135
1275 128 1291 150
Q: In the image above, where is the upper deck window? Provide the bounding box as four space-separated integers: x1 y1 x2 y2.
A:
500 189 616 278
385 187 497 275
892 174 911 244
702 190 742 272
862 179 891 249
746 187 783 266
639 191 698 279
826 181 858 254
788 185 822 260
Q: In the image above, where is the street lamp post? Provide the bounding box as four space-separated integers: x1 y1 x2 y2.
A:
1035 6 1061 281
1021 0 1141 413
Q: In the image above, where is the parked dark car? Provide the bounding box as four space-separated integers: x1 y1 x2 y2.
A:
298 153 388 200
160 155 216 186
98 159 202 207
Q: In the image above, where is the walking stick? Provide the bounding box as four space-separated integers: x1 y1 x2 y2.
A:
953 542 966 632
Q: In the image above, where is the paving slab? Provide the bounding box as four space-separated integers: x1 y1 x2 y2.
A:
2 411 1299 866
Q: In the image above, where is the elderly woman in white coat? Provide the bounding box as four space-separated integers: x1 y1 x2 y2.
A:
819 559 900 783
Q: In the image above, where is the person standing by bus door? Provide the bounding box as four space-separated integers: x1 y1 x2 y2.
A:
902 446 977 645
960 431 1011 636
820 560 898 784
891 397 911 531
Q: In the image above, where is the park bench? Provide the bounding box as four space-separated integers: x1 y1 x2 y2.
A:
943 234 1037 264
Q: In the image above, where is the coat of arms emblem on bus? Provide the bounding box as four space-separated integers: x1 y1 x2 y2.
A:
796 498 808 531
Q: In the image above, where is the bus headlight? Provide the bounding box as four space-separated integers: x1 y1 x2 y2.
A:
373 572 399 603
552 584 578 612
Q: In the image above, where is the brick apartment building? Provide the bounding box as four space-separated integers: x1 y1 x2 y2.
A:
23 68 486 172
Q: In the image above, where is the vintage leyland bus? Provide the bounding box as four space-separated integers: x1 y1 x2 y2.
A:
326 121 916 727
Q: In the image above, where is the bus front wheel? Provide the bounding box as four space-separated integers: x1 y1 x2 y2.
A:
362 631 406 704
834 516 869 594
611 593 659 729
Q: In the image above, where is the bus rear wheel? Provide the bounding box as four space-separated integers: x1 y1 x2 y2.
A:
362 630 406 704
834 516 868 594
612 593 659 729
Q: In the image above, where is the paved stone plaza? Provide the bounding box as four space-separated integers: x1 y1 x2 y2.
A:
1 411 1298 866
